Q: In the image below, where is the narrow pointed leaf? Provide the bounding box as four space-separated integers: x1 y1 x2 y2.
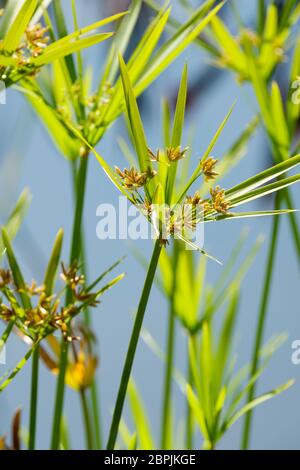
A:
166 64 188 203
118 55 149 175
102 0 141 85
0 343 39 392
34 33 114 66
210 209 298 222
186 384 210 442
226 154 300 201
229 174 300 208
177 103 234 204
225 380 294 431
2 228 31 309
128 380 154 450
135 1 225 94
44 229 64 296
0 189 31 260
3 0 37 52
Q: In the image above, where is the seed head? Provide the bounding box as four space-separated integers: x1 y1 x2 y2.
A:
0 269 11 288
200 156 219 182
115 166 156 190
25 24 49 57
210 186 231 214
185 192 202 206
61 262 85 291
166 146 188 163
147 147 160 162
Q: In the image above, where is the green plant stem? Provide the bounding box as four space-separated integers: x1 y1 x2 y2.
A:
80 390 94 450
50 340 69 450
51 154 89 450
161 242 178 449
282 189 300 259
28 346 39 450
91 380 102 449
241 200 280 449
79 240 102 449
106 239 162 450
186 336 193 450
0 321 14 349
257 0 265 36
71 159 103 450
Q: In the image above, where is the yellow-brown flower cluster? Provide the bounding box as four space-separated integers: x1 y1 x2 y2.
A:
166 146 188 163
200 156 219 182
209 186 231 214
0 264 100 343
115 166 157 190
148 146 188 163
25 24 50 57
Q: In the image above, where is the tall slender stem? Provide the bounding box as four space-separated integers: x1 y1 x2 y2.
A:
51 154 89 450
161 242 178 449
71 159 103 449
257 0 265 35
282 190 300 259
186 335 193 450
241 197 280 449
79 240 102 449
91 380 102 449
80 390 94 450
106 240 162 450
0 321 14 350
28 346 39 450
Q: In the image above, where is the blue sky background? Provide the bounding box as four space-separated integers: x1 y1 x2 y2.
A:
0 0 299 450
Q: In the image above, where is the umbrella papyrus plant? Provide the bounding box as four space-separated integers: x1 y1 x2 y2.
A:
81 59 300 449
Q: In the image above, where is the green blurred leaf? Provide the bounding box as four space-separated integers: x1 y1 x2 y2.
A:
270 81 290 160
0 189 31 260
2 227 31 309
166 64 188 204
186 383 210 444
22 82 81 160
3 0 37 52
103 0 142 85
210 15 246 73
224 380 294 431
44 229 64 296
34 33 113 66
128 380 155 450
119 54 149 176
135 1 225 95
0 342 39 392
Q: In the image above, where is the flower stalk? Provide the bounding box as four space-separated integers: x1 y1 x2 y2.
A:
51 152 89 450
161 242 179 449
241 196 281 449
106 239 162 450
28 347 39 450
